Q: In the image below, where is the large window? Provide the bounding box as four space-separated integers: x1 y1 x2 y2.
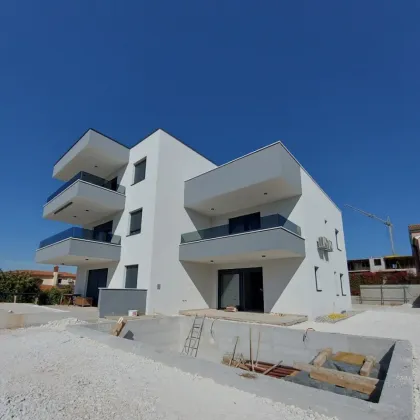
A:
315 266 322 292
125 265 138 288
129 209 142 235
133 158 146 184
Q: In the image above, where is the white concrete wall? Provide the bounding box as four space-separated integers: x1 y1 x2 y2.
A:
147 131 217 314
294 170 351 318
369 257 386 272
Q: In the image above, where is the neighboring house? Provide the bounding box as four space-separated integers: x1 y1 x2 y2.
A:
409 224 420 273
14 266 76 287
347 256 416 275
35 128 351 319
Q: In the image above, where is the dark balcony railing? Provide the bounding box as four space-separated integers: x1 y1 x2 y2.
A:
180 213 301 244
39 227 121 249
46 171 125 203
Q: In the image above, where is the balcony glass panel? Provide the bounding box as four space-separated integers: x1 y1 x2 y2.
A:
39 227 121 249
46 172 125 202
181 213 301 244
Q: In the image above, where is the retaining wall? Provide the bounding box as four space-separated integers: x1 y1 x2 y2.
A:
78 316 413 420
359 285 420 306
98 288 147 318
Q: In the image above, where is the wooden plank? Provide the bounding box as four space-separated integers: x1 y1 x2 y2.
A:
312 348 332 367
332 351 365 365
360 356 376 377
262 361 282 376
255 331 261 367
249 327 254 372
229 337 239 367
110 317 126 337
293 362 378 395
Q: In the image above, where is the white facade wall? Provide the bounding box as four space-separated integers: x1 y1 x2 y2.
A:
294 170 351 318
148 131 216 314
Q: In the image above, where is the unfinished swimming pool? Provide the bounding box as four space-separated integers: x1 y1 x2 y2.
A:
72 316 413 420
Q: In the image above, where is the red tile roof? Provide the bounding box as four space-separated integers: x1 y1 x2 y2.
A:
12 270 76 279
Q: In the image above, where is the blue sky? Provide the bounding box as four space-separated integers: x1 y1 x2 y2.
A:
0 1 419 272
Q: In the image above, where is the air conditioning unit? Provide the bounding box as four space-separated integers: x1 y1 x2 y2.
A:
317 237 333 252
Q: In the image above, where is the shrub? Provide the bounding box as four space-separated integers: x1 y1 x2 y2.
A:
38 285 74 305
0 270 42 303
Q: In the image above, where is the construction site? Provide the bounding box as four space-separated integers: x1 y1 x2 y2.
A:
0 302 416 420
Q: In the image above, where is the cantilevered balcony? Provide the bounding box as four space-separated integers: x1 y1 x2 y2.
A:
53 129 129 181
43 172 125 224
35 227 121 266
184 142 302 216
179 213 305 263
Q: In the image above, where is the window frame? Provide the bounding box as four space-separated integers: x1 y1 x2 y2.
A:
340 273 347 296
125 265 139 289
128 208 143 236
132 158 147 185
315 266 322 292
334 271 339 296
373 258 382 266
335 229 342 251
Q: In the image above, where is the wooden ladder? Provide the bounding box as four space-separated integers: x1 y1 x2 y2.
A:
182 315 205 357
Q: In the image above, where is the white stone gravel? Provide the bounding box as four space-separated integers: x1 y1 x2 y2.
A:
0 319 336 420
290 308 420 419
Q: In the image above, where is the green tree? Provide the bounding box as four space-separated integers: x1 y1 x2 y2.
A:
0 270 43 303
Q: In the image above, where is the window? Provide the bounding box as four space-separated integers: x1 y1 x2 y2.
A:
340 273 347 296
125 265 138 288
229 212 261 234
129 209 142 235
335 229 341 251
133 158 146 184
334 271 339 296
374 258 382 266
314 266 322 292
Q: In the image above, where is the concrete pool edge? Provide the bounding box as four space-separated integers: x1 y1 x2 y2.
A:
67 322 413 420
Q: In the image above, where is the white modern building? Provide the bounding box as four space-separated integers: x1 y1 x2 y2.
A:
35 128 351 319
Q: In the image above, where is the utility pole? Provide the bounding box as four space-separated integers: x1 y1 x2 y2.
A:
345 204 396 255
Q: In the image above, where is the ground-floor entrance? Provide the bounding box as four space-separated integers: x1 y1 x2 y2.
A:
86 268 108 306
218 267 264 312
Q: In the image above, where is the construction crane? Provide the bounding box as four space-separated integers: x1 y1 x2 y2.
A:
345 204 396 256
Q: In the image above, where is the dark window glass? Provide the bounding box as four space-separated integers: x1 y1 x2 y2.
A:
129 209 142 235
125 265 138 288
374 258 382 266
228 212 261 234
93 220 113 241
134 159 146 184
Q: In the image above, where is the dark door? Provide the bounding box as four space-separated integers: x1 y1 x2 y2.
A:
218 267 264 312
229 212 261 234
109 177 118 191
93 220 113 242
242 268 264 312
86 268 108 306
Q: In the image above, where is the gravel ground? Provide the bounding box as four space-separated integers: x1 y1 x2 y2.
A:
290 309 420 419
0 319 335 420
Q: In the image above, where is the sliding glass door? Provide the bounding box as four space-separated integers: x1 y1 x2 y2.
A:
218 268 264 312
